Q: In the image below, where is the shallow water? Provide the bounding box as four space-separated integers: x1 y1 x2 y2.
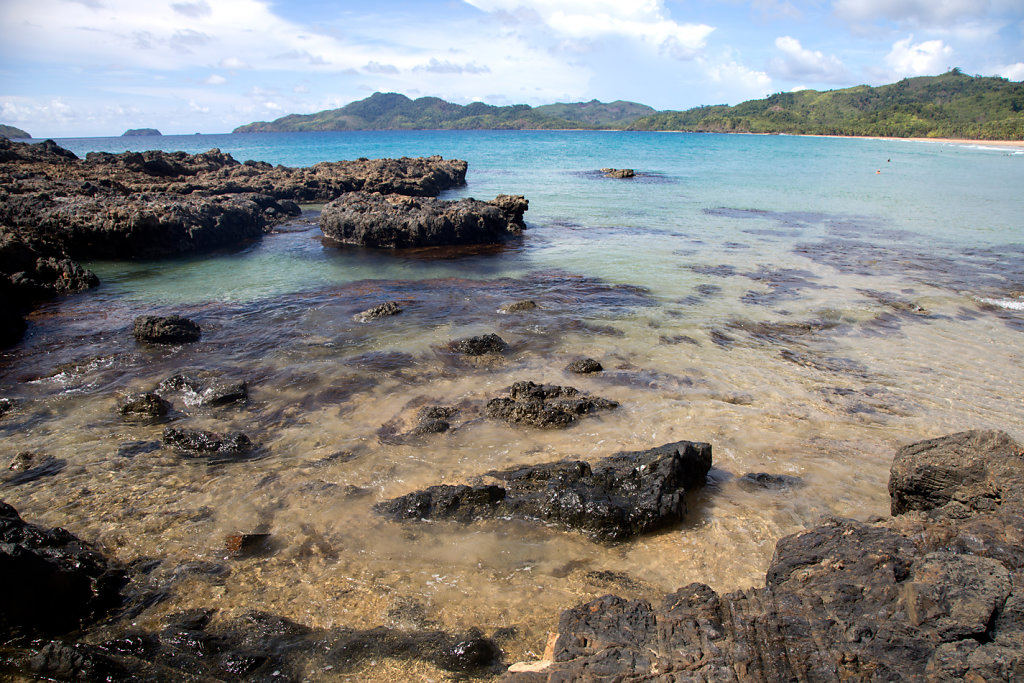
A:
3 131 1023 679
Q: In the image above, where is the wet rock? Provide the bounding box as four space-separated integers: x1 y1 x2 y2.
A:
889 429 1022 516
410 405 458 435
117 392 171 417
737 472 805 491
601 168 635 178
133 314 201 344
353 300 402 322
224 533 273 558
500 299 538 313
376 440 712 542
503 431 1024 682
4 453 66 485
156 373 248 407
26 641 129 681
198 379 248 407
485 380 618 429
565 357 603 374
0 397 13 418
0 501 127 640
320 192 528 248
450 332 508 356
162 427 254 457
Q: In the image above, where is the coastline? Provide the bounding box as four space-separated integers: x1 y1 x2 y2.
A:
797 133 1024 148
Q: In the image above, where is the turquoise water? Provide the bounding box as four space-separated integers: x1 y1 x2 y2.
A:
57 130 1024 307
3 131 1022 679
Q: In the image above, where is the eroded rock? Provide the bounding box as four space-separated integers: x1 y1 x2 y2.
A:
133 315 201 344
375 440 712 542
162 427 254 457
320 192 528 248
450 333 508 356
0 501 127 640
485 380 617 429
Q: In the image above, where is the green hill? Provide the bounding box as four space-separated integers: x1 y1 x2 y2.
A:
0 124 31 139
627 70 1024 140
233 93 654 133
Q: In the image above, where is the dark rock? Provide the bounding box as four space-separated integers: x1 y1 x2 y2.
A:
565 358 603 374
354 300 403 322
117 392 171 417
485 380 618 429
224 533 272 558
198 379 248 407
27 641 129 680
450 332 508 356
162 427 254 457
889 429 1023 516
502 431 1024 682
122 128 161 136
0 501 127 640
133 314 201 344
320 192 528 248
0 397 14 418
500 299 538 313
376 440 712 542
737 472 805 491
410 405 458 435
601 168 635 178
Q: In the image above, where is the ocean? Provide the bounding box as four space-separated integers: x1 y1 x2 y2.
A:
3 130 1023 678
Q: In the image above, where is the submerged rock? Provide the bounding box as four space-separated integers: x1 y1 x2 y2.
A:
601 168 635 178
353 300 403 322
376 440 712 542
162 427 254 457
320 192 528 248
503 429 1024 681
0 501 127 640
450 333 509 356
564 357 603 374
737 472 804 491
4 453 66 485
133 315 201 344
500 299 538 313
485 380 617 429
117 392 171 417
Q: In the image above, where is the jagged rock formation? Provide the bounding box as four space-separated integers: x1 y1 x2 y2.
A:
320 192 527 248
0 137 468 345
0 502 127 640
375 440 712 542
504 430 1024 681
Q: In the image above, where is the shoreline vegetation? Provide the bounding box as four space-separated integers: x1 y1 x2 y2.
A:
230 70 1024 142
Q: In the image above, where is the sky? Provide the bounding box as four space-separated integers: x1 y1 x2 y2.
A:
1 0 1022 137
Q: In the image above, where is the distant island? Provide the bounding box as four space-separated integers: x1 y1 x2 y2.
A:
234 71 1023 140
122 128 162 136
0 124 31 139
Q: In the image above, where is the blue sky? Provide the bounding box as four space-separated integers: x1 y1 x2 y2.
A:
1 0 1022 137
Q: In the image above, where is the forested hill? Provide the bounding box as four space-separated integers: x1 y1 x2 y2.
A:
627 71 1024 139
233 72 1023 139
233 93 654 132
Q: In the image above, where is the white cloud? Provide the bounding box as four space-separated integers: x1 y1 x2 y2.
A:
997 62 1024 81
219 57 251 70
705 61 773 100
202 73 226 85
464 0 714 58
885 35 954 76
770 36 848 83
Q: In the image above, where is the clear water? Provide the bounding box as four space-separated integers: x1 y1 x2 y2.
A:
3 131 1023 679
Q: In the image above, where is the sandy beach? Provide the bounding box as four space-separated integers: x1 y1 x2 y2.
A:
803 133 1024 148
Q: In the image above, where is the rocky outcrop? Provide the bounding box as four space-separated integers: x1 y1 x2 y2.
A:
504 430 1024 681
117 392 171 418
354 300 402 322
565 358 602 374
121 128 161 136
0 501 127 640
0 138 470 345
320 192 528 248
601 168 635 178
376 440 712 542
162 427 255 457
485 380 618 428
133 315 201 344
450 333 509 355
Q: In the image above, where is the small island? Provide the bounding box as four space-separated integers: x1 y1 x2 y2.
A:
122 128 162 136
0 124 31 139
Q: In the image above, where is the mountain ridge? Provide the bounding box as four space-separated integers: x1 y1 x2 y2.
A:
233 71 1024 140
